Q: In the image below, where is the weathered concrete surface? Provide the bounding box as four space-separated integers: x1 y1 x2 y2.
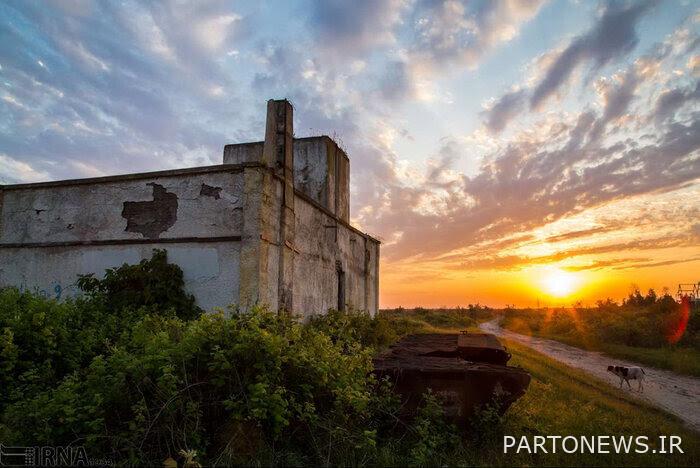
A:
0 242 240 312
223 142 264 165
224 136 350 222
122 183 179 239
1 99 379 316
266 100 295 313
293 194 379 318
1 170 244 244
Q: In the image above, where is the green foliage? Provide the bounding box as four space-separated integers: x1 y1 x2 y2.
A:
467 394 507 446
501 292 700 376
406 391 460 466
77 249 202 321
308 308 397 351
0 305 391 465
0 252 468 466
380 307 479 332
3 277 700 466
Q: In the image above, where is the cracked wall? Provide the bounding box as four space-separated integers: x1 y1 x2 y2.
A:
224 136 350 222
0 168 245 311
293 193 379 319
0 100 380 316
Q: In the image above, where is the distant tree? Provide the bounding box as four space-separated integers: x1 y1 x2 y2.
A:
624 285 646 307
655 293 678 313
596 298 618 309
644 288 658 306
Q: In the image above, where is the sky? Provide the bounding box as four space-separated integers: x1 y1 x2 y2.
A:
1 0 699 308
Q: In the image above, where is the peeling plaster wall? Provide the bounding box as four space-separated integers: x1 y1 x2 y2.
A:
1 129 378 317
0 171 244 244
0 168 245 312
292 194 379 319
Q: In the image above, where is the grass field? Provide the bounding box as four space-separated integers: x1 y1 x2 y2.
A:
517 331 700 378
501 303 700 377
489 339 700 466
380 310 700 466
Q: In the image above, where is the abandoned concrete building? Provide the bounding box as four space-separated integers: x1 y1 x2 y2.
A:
0 100 380 317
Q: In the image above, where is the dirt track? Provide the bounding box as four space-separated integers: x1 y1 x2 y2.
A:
480 319 700 432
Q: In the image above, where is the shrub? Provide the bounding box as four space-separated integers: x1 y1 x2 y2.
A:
77 249 202 321
0 252 470 466
308 308 397 351
2 307 391 465
406 391 460 466
501 295 699 351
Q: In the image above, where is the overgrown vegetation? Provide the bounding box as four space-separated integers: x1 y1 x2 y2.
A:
501 288 700 376
0 251 465 466
379 304 493 335
1 256 698 466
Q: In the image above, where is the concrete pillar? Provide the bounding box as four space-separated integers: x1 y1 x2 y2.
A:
262 99 295 313
239 169 272 311
0 187 4 239
239 100 295 313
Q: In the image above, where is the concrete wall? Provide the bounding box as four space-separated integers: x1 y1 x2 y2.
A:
293 193 379 319
1 100 379 318
224 136 350 222
0 166 246 311
0 242 240 312
1 169 244 243
223 142 264 166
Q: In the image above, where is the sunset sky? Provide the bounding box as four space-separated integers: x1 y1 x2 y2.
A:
1 0 699 308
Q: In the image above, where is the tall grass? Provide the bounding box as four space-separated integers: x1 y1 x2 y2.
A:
500 292 700 376
378 309 700 466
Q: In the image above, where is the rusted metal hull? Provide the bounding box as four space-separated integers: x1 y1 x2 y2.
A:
373 333 530 427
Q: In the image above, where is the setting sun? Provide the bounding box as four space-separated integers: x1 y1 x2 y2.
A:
542 268 578 297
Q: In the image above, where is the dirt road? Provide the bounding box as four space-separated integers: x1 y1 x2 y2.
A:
480 319 700 431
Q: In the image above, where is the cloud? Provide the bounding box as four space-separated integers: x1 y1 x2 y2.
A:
0 0 249 181
375 0 546 102
362 91 700 262
309 0 408 56
544 226 616 243
611 255 700 270
1 0 698 294
588 68 640 140
564 258 649 272
481 6 692 135
481 88 526 133
530 0 655 109
442 234 693 272
0 153 50 183
410 0 546 69
654 80 700 123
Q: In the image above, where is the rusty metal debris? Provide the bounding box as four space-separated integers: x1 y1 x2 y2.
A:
373 333 530 427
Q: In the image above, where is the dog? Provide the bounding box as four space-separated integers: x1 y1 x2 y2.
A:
607 365 645 392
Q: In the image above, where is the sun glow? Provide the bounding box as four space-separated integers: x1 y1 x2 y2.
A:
541 268 578 297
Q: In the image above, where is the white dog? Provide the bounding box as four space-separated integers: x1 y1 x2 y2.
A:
607 365 645 392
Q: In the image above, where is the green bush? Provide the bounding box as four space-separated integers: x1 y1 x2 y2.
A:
308 308 397 351
380 307 476 332
2 307 393 464
502 294 699 350
500 291 700 376
0 251 473 466
76 249 202 321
